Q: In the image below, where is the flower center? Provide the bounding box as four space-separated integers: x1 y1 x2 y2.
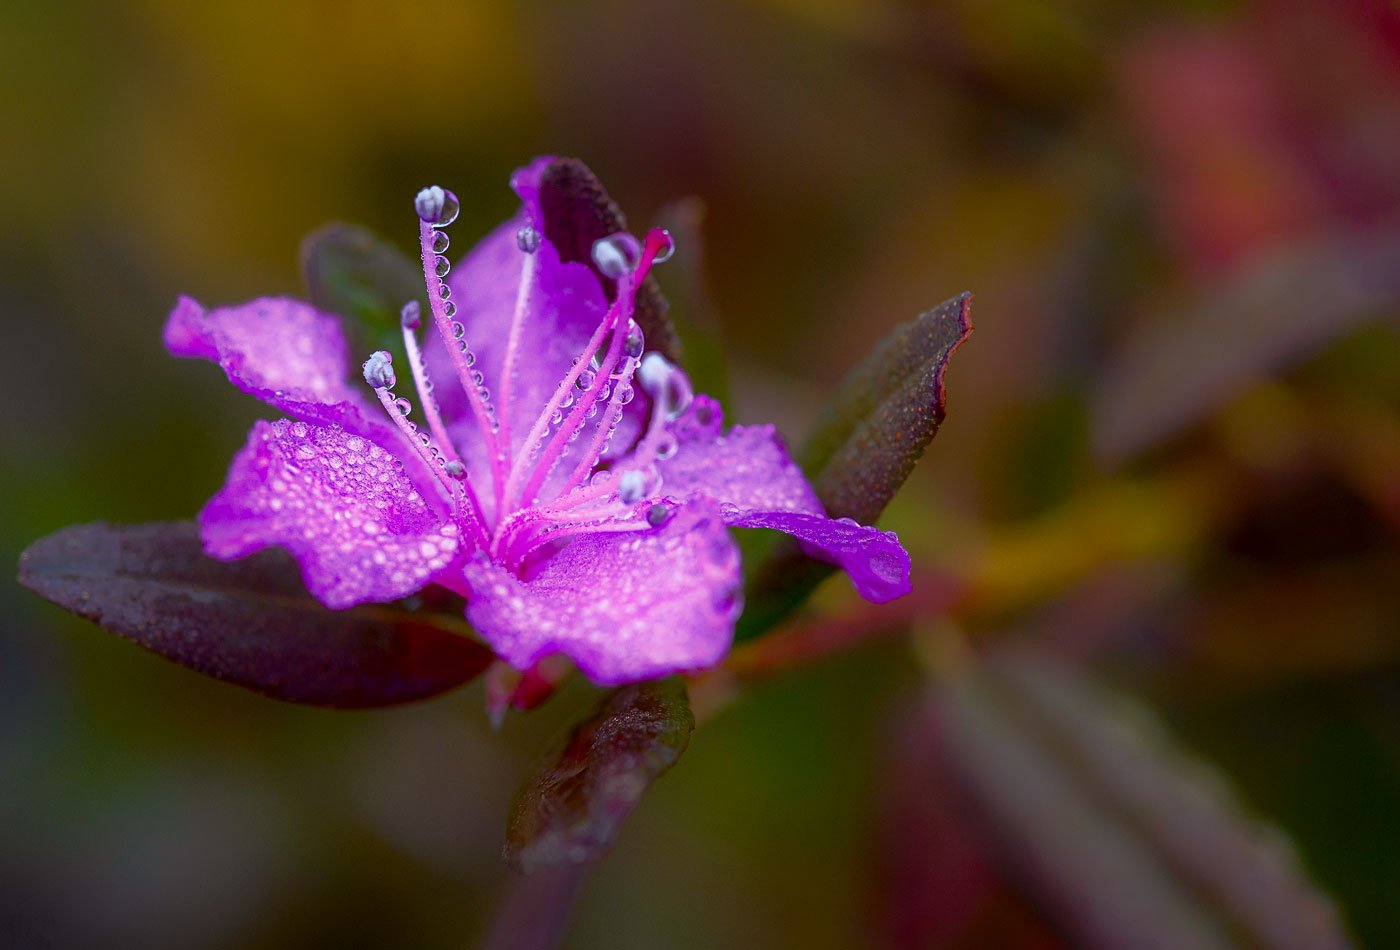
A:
360 185 684 565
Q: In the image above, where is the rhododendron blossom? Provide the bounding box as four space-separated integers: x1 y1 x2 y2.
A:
164 157 911 685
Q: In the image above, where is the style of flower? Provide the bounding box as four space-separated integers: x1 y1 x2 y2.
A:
164 157 912 686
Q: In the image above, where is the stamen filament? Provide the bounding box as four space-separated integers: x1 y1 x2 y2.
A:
417 220 506 516
374 387 490 548
495 236 538 465
517 314 629 508
402 320 458 463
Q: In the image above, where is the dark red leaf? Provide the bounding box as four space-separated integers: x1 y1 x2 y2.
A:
931 649 1351 949
535 157 681 363
1093 230 1400 463
18 521 492 708
505 678 693 873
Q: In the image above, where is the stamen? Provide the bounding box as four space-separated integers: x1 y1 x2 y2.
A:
496 221 544 477
400 302 458 463
414 186 460 227
415 199 507 511
362 351 396 390
367 380 488 545
592 232 642 278
504 229 676 514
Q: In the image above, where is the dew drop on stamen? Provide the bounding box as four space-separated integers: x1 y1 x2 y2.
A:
435 256 451 278
443 301 458 318
452 321 466 339
575 369 596 391
591 232 642 278
516 225 540 253
651 229 676 264
617 384 635 406
623 320 644 359
414 186 460 227
438 284 452 300
394 397 412 416
431 230 451 254
472 370 484 386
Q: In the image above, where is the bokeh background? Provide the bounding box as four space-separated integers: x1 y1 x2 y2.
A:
5 0 1400 946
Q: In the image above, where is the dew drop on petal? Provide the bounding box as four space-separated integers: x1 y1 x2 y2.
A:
654 432 679 461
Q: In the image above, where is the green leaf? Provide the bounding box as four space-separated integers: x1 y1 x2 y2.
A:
505 678 694 873
931 649 1351 949
18 521 492 708
737 293 972 639
300 222 426 342
535 157 681 363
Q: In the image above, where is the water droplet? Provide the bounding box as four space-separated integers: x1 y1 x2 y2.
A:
472 370 484 386
598 384 611 402
623 320 645 359
434 255 451 278
414 186 460 227
646 503 670 526
516 225 540 253
438 284 452 300
575 369 596 390
550 409 563 425
591 232 642 278
444 460 467 479
618 470 647 503
452 321 466 339
560 392 575 409
443 301 457 318
585 404 599 420
650 228 676 264
430 230 450 254
654 433 678 461
618 384 635 406
464 349 476 366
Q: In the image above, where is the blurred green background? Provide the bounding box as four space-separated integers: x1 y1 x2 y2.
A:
5 0 1400 946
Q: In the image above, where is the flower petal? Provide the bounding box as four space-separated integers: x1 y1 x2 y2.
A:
164 294 385 435
731 510 912 603
200 419 469 608
464 504 740 685
656 396 822 517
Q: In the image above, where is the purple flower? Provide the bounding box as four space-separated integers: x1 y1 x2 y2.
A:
164 157 911 686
